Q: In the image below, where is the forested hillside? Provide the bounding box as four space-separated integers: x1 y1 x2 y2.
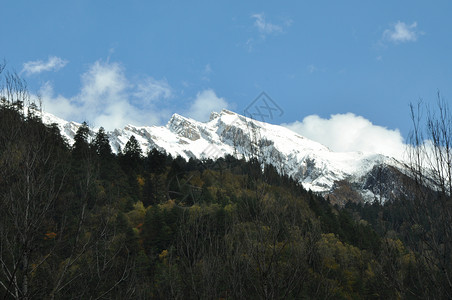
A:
0 99 450 300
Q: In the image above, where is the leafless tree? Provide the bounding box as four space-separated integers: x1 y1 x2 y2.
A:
0 70 68 299
405 93 452 298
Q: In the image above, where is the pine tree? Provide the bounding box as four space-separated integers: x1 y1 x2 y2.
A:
124 135 142 163
147 148 167 174
72 121 90 160
92 127 112 158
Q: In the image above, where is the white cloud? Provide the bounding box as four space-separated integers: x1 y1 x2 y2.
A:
36 60 230 131
246 13 292 51
38 60 172 130
38 82 77 119
134 77 172 105
22 56 68 75
251 13 283 36
79 61 128 106
186 89 229 122
283 113 406 159
383 21 421 43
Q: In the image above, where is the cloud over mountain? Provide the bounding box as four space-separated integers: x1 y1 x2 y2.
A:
186 89 229 122
37 60 228 131
283 113 407 160
38 60 172 130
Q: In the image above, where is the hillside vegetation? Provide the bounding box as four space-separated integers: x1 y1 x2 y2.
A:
1 71 451 299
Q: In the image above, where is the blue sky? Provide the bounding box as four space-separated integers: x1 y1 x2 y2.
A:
1 1 451 155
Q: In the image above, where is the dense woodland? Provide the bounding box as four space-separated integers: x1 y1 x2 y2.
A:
1 72 452 299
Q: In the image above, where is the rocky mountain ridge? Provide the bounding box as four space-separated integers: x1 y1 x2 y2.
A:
41 108 408 203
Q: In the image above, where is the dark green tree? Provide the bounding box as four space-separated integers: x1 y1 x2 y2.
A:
147 148 167 174
124 135 142 160
72 122 90 160
121 135 142 172
92 127 112 158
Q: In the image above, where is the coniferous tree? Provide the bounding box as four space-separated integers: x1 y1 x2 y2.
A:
124 135 142 160
92 126 112 158
72 122 91 160
147 148 167 174
121 135 142 172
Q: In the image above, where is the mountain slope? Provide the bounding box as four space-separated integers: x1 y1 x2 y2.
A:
42 108 405 202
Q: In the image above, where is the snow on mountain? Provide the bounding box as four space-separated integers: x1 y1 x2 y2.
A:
40 108 405 203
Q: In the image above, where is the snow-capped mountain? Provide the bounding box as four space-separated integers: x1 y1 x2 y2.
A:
41 109 407 203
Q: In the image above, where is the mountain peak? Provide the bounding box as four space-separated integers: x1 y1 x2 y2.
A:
209 111 220 121
209 109 242 123
168 112 195 123
167 113 202 141
220 108 237 115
